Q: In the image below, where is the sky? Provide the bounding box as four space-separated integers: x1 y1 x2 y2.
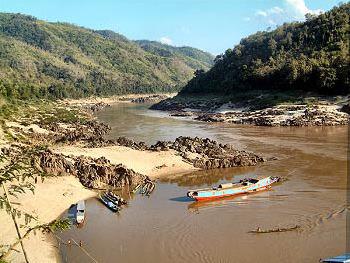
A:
0 0 342 54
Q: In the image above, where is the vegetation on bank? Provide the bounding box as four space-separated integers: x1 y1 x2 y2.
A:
0 13 213 100
181 3 349 96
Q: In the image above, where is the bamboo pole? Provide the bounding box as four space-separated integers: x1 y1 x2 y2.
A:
1 183 30 263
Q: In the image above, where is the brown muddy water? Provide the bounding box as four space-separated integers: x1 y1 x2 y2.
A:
59 103 348 263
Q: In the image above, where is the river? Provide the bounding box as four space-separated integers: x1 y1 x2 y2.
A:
59 102 348 263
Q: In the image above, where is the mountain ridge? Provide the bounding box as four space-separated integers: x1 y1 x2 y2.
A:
0 13 214 99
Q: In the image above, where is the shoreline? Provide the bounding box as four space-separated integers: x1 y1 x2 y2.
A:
61 93 177 107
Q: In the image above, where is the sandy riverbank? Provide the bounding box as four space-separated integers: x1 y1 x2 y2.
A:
0 98 197 262
0 176 95 263
52 145 198 179
0 143 196 263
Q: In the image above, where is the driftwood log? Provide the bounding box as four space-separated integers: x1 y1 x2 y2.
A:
249 225 300 234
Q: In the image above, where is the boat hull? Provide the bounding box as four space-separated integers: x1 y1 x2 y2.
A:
188 176 279 201
192 186 269 201
99 196 119 212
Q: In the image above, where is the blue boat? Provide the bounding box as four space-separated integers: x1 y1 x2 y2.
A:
187 176 280 201
322 254 350 263
99 195 119 212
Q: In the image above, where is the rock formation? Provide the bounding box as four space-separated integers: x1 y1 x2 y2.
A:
35 149 146 189
158 136 265 169
152 99 349 126
131 95 169 104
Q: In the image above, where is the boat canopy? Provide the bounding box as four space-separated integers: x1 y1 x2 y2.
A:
77 200 85 211
218 183 234 189
248 179 259 184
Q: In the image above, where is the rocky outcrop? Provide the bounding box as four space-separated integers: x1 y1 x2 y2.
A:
195 105 349 126
152 97 349 126
74 133 265 170
35 149 146 189
148 137 265 169
42 121 111 144
74 156 145 189
170 111 193 117
165 136 265 169
84 135 265 170
36 149 75 176
87 102 111 112
86 136 148 150
131 94 169 104
150 97 222 111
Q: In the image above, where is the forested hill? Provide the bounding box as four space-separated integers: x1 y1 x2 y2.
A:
181 3 349 95
0 13 213 99
135 40 214 71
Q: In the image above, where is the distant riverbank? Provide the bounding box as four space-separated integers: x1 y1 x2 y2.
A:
151 93 349 126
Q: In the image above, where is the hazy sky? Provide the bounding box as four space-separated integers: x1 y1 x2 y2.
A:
0 0 341 54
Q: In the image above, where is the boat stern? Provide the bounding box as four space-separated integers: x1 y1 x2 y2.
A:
76 212 85 224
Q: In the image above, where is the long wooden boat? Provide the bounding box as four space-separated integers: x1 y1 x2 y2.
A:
187 176 280 201
99 195 119 212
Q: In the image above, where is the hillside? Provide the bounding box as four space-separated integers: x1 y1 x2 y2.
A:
0 13 213 100
180 3 349 96
135 40 214 71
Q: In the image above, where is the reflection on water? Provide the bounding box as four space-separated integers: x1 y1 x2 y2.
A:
160 166 257 187
59 103 348 263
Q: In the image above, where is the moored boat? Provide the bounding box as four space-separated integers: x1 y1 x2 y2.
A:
104 192 127 206
187 176 280 201
76 200 86 224
99 195 119 212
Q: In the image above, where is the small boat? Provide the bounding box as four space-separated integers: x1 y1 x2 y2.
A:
132 183 142 193
104 192 127 206
99 195 119 212
76 200 85 224
187 176 280 201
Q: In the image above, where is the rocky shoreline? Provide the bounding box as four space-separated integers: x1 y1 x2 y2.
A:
151 96 349 126
1 99 267 193
130 94 169 103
